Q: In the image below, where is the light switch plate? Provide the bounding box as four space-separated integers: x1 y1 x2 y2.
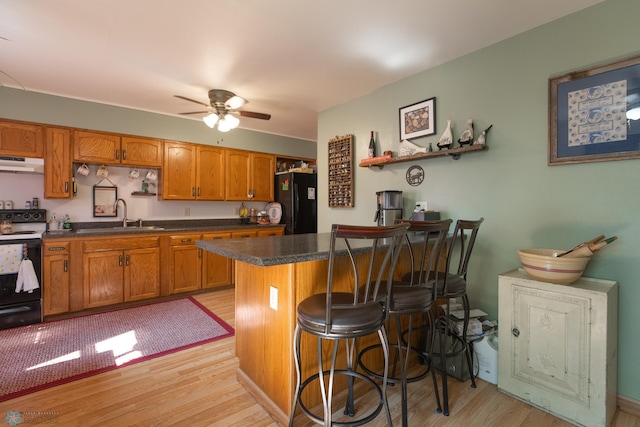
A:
269 286 278 310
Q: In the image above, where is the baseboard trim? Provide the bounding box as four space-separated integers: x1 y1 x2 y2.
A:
237 368 288 426
618 394 640 417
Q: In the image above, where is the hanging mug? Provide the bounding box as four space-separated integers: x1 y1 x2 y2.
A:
96 164 109 178
77 163 90 176
129 168 140 179
145 169 157 181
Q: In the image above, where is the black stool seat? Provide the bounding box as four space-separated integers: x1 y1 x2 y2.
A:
298 293 385 337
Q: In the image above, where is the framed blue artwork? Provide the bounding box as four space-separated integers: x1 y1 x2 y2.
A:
549 54 640 165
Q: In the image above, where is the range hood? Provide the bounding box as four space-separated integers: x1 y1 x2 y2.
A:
0 156 45 174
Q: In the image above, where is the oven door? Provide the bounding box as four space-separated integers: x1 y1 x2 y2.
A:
0 238 42 329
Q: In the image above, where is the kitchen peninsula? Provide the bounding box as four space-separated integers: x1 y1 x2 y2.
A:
196 232 422 423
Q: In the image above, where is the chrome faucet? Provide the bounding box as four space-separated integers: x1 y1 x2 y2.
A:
114 198 128 227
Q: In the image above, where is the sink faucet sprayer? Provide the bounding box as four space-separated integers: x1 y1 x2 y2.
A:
114 198 128 227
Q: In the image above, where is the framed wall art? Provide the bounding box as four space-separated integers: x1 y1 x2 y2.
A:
549 54 640 165
327 134 353 208
400 97 436 140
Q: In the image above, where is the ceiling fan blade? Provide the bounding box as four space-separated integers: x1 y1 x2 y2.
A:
174 95 209 107
179 111 210 115
238 110 271 120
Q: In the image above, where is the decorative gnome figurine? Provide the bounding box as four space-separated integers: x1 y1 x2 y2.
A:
458 118 474 146
437 119 453 150
473 124 493 146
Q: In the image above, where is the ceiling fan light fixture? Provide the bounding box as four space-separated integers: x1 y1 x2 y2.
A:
203 113 219 128
217 119 232 132
224 114 240 129
226 95 247 110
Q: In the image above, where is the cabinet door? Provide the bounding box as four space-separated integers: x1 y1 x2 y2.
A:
44 127 73 199
202 232 232 289
0 121 44 157
43 254 70 315
251 152 275 201
161 141 196 200
121 136 163 167
83 250 124 308
225 149 251 200
168 234 202 294
73 130 121 164
124 247 160 301
196 145 225 200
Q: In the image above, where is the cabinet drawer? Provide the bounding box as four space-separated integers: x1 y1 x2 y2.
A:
231 230 258 238
169 234 202 246
83 236 160 252
43 240 70 255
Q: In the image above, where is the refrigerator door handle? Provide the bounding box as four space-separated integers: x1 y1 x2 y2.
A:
294 183 299 213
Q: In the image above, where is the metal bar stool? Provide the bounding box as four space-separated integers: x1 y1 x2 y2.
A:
358 219 452 426
288 223 410 427
429 217 484 416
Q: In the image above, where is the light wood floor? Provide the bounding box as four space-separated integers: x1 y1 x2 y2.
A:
2 288 638 426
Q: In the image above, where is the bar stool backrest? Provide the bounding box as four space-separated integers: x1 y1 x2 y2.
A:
397 219 452 287
444 218 484 288
325 223 410 334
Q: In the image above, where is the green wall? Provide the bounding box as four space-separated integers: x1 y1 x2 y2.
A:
318 0 640 400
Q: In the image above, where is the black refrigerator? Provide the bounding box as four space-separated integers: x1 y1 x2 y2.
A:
274 172 317 234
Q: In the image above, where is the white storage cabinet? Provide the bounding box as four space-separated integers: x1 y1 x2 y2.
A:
498 268 618 427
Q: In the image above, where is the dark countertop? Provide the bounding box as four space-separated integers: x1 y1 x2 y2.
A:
196 232 425 267
43 218 284 238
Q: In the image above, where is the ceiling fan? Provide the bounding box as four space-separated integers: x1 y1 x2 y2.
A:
175 89 271 132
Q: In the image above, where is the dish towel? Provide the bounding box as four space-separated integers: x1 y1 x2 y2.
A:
16 259 40 293
0 244 23 275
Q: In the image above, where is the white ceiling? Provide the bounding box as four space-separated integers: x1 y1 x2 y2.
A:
0 0 602 142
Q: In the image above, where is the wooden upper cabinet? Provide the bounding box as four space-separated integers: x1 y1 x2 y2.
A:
196 145 225 200
44 127 73 199
225 149 275 201
0 120 44 158
225 149 252 201
121 136 162 167
73 131 162 166
252 152 275 201
160 141 197 200
73 130 121 164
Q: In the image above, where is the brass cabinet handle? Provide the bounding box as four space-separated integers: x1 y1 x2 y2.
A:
125 254 130 266
122 150 127 160
63 259 68 272
47 247 66 251
64 182 69 193
119 255 123 266
115 150 120 160
181 238 192 243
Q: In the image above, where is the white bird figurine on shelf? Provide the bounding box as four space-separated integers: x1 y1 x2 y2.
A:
399 139 428 157
458 118 474 146
437 119 453 150
473 124 493 145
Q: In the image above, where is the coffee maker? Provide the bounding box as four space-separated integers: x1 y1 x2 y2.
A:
375 190 403 226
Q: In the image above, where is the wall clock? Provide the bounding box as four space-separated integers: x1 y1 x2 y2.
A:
406 165 424 186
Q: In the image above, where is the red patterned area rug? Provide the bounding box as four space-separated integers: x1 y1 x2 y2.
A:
0 297 234 402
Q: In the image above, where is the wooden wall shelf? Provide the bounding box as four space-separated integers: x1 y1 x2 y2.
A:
359 144 488 169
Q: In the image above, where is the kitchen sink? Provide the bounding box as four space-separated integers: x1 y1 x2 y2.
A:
75 226 165 234
111 226 164 231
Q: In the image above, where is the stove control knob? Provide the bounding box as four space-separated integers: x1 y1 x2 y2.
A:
31 212 42 220
22 212 31 220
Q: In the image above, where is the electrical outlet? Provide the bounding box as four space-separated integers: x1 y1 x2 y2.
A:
184 207 190 216
269 286 278 310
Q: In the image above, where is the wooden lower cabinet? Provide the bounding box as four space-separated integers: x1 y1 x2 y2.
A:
202 232 233 290
43 241 70 316
167 233 202 294
82 237 160 309
43 227 284 314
